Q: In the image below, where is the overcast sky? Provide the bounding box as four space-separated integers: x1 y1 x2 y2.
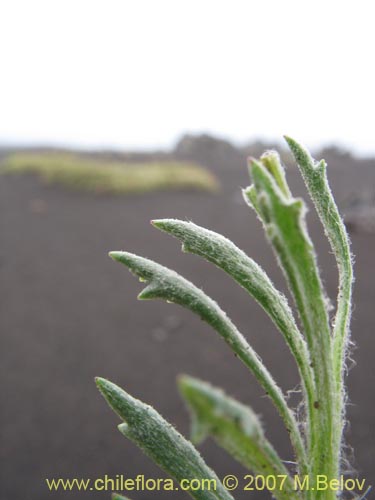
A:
1 1 374 154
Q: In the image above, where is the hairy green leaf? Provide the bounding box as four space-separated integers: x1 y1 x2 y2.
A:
246 154 335 493
109 251 306 471
112 494 131 500
96 378 234 500
284 137 353 381
97 139 355 500
247 158 331 364
285 136 354 474
178 375 300 500
152 218 315 413
260 151 292 199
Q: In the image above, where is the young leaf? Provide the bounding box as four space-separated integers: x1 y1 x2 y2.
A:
284 136 354 471
260 151 292 199
96 377 234 500
152 218 315 414
246 156 336 489
284 137 353 381
178 375 300 500
109 251 307 472
248 158 331 352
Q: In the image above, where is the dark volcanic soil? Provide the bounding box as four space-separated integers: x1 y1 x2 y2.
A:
1 142 374 500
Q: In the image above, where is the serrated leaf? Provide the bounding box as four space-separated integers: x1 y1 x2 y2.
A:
247 159 331 366
284 136 353 381
178 375 299 500
109 251 306 471
285 136 354 477
179 375 264 445
246 156 335 484
151 218 315 414
96 378 234 500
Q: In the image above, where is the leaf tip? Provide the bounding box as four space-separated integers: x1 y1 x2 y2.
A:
95 376 112 395
95 376 105 388
150 218 163 228
283 135 300 153
247 156 261 172
152 218 181 232
177 373 190 391
118 422 130 436
109 251 123 262
284 136 316 171
283 134 294 145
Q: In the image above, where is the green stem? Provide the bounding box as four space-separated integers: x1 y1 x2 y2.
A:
248 159 336 499
285 137 354 486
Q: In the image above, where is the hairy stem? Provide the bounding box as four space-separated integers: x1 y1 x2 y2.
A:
246 158 336 499
285 136 354 479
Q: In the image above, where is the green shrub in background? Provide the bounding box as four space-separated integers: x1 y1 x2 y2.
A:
1 152 219 193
